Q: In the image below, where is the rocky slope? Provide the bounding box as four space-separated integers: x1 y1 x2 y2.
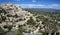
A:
0 3 34 31
0 3 42 33
0 3 60 35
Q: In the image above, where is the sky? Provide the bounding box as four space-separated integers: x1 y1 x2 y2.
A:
0 0 60 9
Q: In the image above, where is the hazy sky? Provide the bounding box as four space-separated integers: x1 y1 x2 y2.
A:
0 0 60 9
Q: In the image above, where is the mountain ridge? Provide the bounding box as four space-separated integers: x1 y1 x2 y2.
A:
23 8 60 12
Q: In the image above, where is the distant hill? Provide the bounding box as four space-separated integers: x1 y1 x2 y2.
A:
23 8 60 12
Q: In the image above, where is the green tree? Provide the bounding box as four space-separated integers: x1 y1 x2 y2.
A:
18 25 23 35
3 25 12 31
27 17 36 26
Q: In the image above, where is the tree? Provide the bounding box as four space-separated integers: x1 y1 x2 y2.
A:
4 25 12 31
27 17 36 26
18 25 23 35
0 27 6 35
